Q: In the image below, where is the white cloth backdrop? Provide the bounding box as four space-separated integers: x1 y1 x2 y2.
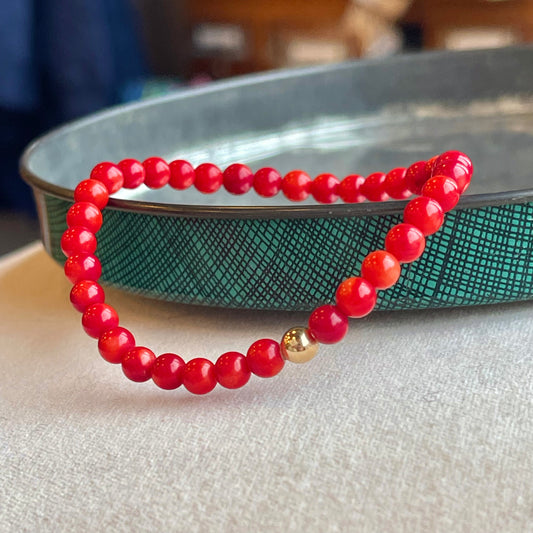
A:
1 243 532 532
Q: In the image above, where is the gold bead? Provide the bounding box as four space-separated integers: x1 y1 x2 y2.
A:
280 326 319 364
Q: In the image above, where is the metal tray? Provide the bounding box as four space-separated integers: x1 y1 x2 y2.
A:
21 46 533 311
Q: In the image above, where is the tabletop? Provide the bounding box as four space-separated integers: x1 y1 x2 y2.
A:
1 243 532 532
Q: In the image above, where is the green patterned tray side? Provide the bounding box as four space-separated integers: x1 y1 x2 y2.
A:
44 195 533 311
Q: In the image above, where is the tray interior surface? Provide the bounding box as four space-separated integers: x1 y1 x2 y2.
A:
23 47 533 209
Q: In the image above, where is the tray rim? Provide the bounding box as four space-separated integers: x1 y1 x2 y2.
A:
20 46 533 220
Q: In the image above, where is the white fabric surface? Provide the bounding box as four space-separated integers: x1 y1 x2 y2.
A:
1 243 532 532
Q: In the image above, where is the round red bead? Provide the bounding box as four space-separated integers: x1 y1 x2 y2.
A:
360 172 389 202
61 227 97 257
82 303 119 338
253 167 282 197
122 347 156 382
66 202 103 234
169 159 195 190
90 162 124 194
385 223 426 263
404 196 444 235
223 163 254 195
215 351 251 389
405 160 430 195
246 339 284 378
152 353 186 390
195 163 223 194
432 150 473 194
384 168 411 200
143 157 170 189
308 305 348 344
422 175 460 212
425 155 439 177
361 250 401 289
70 280 105 312
118 159 145 189
311 173 340 204
335 277 377 318
281 170 312 202
64 253 102 284
74 179 109 209
98 327 136 364
338 174 365 203
183 358 217 394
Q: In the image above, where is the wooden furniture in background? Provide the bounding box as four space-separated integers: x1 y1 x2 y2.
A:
404 0 533 49
135 0 533 80
186 0 349 77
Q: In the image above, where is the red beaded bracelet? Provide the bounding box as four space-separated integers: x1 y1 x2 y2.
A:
62 151 473 394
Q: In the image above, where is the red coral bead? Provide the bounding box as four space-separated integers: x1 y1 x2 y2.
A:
74 179 109 209
70 280 105 312
338 174 365 203
118 158 145 189
122 347 156 382
90 162 124 194
404 196 444 235
422 175 460 212
64 253 102 284
308 305 348 344
385 223 426 263
98 327 136 364
215 351 251 389
223 163 254 195
82 303 119 338
360 172 389 201
246 339 285 378
183 358 217 394
169 159 195 190
61 227 97 257
432 150 473 194
361 250 401 289
195 163 223 194
253 167 282 197
282 170 312 202
405 160 430 195
143 157 170 189
425 155 439 177
335 277 377 318
152 353 186 390
311 173 340 204
66 202 103 234
384 168 411 200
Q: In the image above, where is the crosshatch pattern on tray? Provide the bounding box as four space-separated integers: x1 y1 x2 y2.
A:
45 196 533 311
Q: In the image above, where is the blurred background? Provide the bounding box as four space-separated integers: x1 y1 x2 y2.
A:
2 0 533 254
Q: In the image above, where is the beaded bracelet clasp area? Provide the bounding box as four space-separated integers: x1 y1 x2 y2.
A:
62 151 473 394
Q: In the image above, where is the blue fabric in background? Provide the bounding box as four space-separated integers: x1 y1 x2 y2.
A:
0 2 39 112
0 0 147 211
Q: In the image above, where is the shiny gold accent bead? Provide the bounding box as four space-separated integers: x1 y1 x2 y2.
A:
280 327 319 364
